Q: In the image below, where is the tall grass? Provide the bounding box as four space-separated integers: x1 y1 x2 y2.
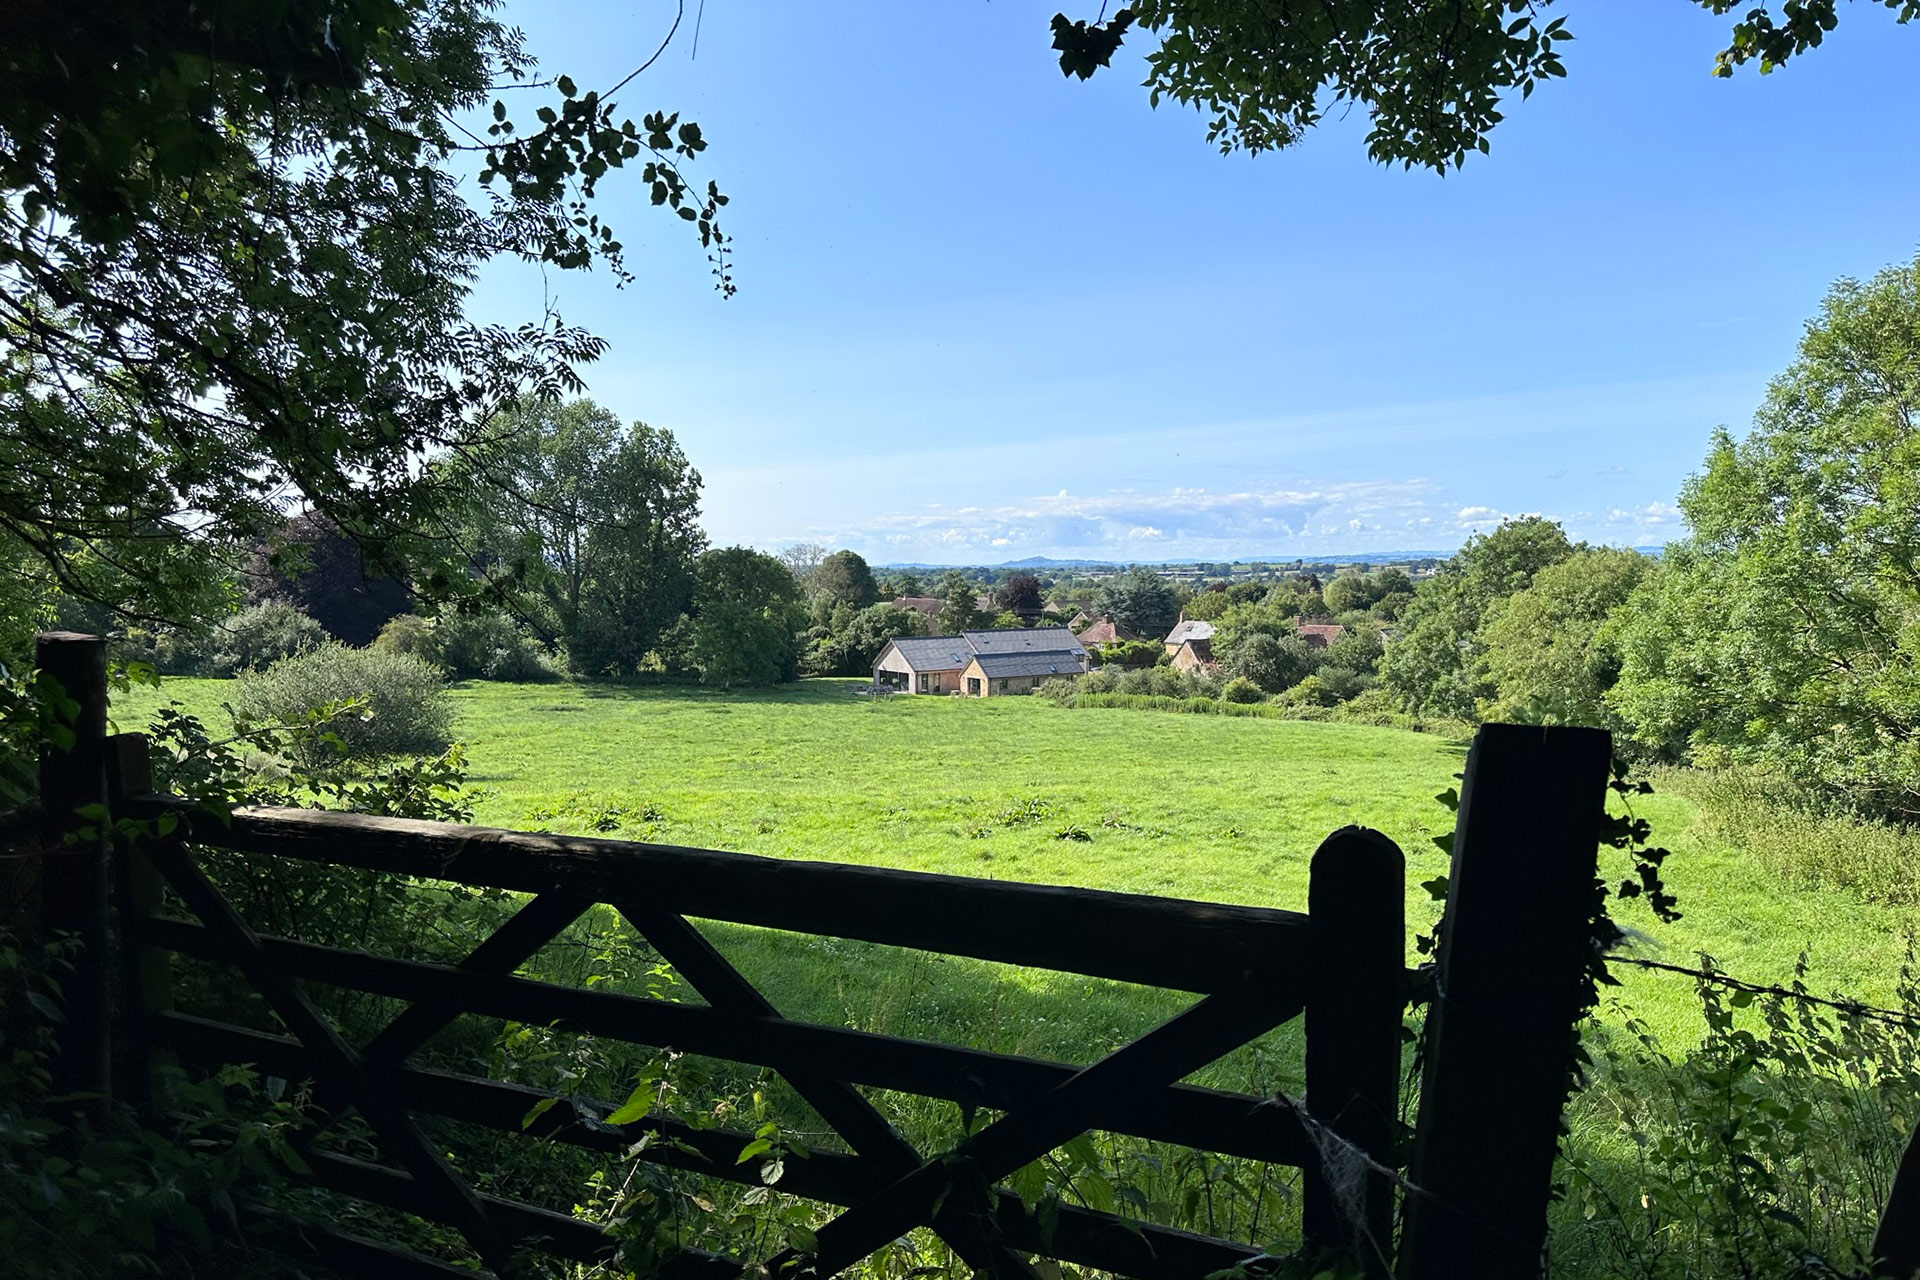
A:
1663 765 1920 906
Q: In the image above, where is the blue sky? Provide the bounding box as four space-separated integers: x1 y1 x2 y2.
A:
470 2 1920 564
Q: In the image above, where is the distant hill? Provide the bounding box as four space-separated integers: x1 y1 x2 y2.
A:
873 551 1456 571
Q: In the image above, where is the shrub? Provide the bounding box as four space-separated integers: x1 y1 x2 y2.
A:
1273 674 1338 708
230 643 453 767
1221 675 1265 704
376 610 561 682
204 601 327 674
1036 677 1079 705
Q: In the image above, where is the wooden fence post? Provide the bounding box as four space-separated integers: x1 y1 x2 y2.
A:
34 631 114 1122
1396 723 1612 1280
1303 825 1406 1277
107 731 172 1117
1871 1115 1920 1279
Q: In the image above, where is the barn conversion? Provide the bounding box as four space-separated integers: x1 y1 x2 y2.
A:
871 627 1089 697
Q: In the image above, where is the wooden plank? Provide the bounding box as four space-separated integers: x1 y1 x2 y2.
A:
143 920 1313 1164
1398 724 1612 1280
139 840 517 1277
786 984 1301 1278
34 632 113 1122
246 1213 494 1280
107 732 171 1118
1302 826 1405 1275
301 1147 615 1264
156 1013 1270 1280
618 901 1039 1280
360 892 592 1063
128 797 1307 994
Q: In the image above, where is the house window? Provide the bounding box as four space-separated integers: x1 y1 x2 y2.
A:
966 678 981 696
918 673 929 692
996 679 1008 692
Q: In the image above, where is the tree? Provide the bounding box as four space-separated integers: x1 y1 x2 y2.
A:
936 581 982 635
1322 573 1375 615
462 399 705 677
687 547 804 686
1227 632 1317 695
776 543 829 590
1608 254 1920 814
247 511 412 646
1477 548 1649 729
813 550 881 612
2 2 730 623
995 572 1044 614
1378 516 1576 718
1094 568 1179 639
803 603 924 676
1052 2 1913 170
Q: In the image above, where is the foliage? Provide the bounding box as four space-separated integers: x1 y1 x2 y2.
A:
1219 675 1265 704
936 580 983 635
995 572 1045 613
380 609 559 682
229 643 453 768
455 399 705 678
1054 2 1913 169
1567 957 1920 1280
1379 516 1576 719
1226 631 1317 694
1477 547 1649 729
812 550 881 612
198 601 328 676
1665 765 1920 908
775 544 829 592
245 511 411 646
687 547 805 687
802 603 926 677
1608 256 1920 815
1 0 728 623
1094 638 1164 668
1094 568 1180 639
0 934 310 1279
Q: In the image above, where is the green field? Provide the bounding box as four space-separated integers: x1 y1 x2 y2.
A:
113 675 1920 1059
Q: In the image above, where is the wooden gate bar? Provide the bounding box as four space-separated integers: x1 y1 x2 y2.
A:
140 839 516 1277
141 920 1314 1163
133 799 1309 994
616 903 1045 1280
361 891 593 1063
787 984 1302 1277
157 1012 1274 1280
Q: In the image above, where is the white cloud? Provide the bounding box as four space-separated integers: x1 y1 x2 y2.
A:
1127 525 1165 539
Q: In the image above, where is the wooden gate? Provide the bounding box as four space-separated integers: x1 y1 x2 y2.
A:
28 633 1612 1280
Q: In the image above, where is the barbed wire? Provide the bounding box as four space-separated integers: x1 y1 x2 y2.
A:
1608 954 1920 1032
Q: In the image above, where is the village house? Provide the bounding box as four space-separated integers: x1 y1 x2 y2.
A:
890 595 943 623
1169 636 1216 674
1163 617 1215 655
871 627 1088 697
1072 615 1139 647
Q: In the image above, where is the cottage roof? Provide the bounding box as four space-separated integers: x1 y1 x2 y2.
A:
1165 619 1215 646
1179 637 1214 663
1296 623 1345 649
970 651 1087 679
1074 616 1138 646
962 627 1087 657
884 635 975 672
891 596 942 618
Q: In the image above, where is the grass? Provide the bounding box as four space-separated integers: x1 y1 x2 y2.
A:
113 676 1920 1045
111 674 1920 1271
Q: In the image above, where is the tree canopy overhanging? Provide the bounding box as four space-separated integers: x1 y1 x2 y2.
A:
1 0 728 622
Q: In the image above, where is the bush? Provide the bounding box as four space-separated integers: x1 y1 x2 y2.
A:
1221 675 1265 704
200 601 327 675
375 610 561 682
230 643 453 767
1036 677 1079 705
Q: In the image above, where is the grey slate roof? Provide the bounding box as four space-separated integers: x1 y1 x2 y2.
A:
1165 619 1215 646
961 627 1087 657
884 636 975 671
971 651 1087 679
